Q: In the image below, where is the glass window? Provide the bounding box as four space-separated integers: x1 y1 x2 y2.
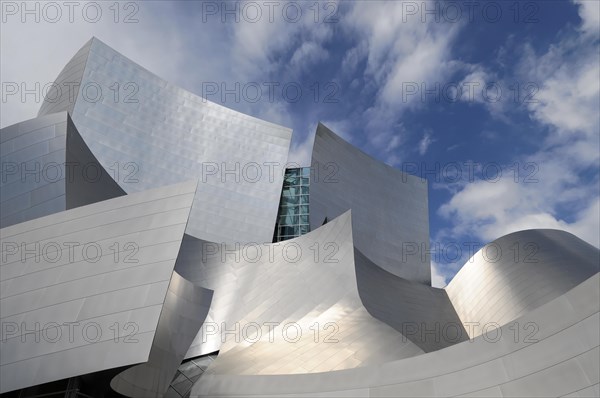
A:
299 225 310 234
299 214 309 224
300 195 309 204
282 196 299 205
299 205 309 214
279 215 298 225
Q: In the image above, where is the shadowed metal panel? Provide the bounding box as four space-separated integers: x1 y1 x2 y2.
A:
1 112 125 228
110 272 213 397
182 211 424 371
190 272 600 397
64 113 126 209
445 229 600 338
354 248 468 352
0 180 197 394
309 123 431 284
1 112 68 228
39 37 292 245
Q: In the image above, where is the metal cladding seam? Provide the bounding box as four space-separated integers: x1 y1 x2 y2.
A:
0 180 197 393
38 37 292 245
309 122 431 284
181 211 425 370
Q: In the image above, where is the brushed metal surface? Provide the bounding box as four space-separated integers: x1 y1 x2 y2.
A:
309 123 431 284
110 272 213 397
446 229 600 338
355 248 468 352
182 211 424 369
0 180 197 393
191 272 600 397
38 37 292 245
1 111 125 228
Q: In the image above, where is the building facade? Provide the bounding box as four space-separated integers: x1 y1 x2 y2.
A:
1 38 598 398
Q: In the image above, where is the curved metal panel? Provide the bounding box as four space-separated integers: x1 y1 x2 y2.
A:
183 211 424 372
37 38 92 117
191 272 600 397
309 123 431 283
0 180 197 393
354 248 468 352
110 271 213 397
39 37 292 245
445 229 600 338
1 112 125 228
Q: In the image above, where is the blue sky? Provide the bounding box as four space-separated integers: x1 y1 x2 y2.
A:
2 1 598 286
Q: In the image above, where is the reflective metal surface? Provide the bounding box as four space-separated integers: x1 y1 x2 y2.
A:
181 211 424 366
191 272 600 397
38 37 292 245
446 229 600 338
0 180 197 393
2 39 598 398
1 111 125 228
309 123 431 283
355 248 468 352
110 272 213 397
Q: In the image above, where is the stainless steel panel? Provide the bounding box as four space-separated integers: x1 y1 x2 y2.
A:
445 229 599 338
0 180 197 393
309 123 431 283
183 211 424 370
110 272 213 397
191 272 600 397
39 38 292 245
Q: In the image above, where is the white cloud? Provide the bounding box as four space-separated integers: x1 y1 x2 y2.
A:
574 0 600 37
341 1 464 155
287 122 316 167
431 261 448 288
438 1 600 250
418 131 435 155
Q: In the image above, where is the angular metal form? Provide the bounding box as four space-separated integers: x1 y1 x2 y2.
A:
38 37 292 245
2 38 598 398
192 272 600 397
310 123 431 283
181 211 424 367
110 272 213 397
0 111 124 228
355 248 468 352
0 180 196 393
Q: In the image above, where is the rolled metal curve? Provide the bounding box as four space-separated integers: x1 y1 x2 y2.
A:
0 111 124 229
38 37 292 245
445 229 599 338
183 211 425 372
191 272 600 397
309 123 431 283
354 247 468 352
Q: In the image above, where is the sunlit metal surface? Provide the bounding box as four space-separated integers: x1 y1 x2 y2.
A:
309 123 431 283
2 38 598 398
39 37 292 245
191 272 600 397
446 229 600 338
110 272 213 397
355 248 468 352
181 211 424 368
0 180 197 394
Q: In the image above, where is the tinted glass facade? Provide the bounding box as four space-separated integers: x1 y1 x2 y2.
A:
274 168 311 241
